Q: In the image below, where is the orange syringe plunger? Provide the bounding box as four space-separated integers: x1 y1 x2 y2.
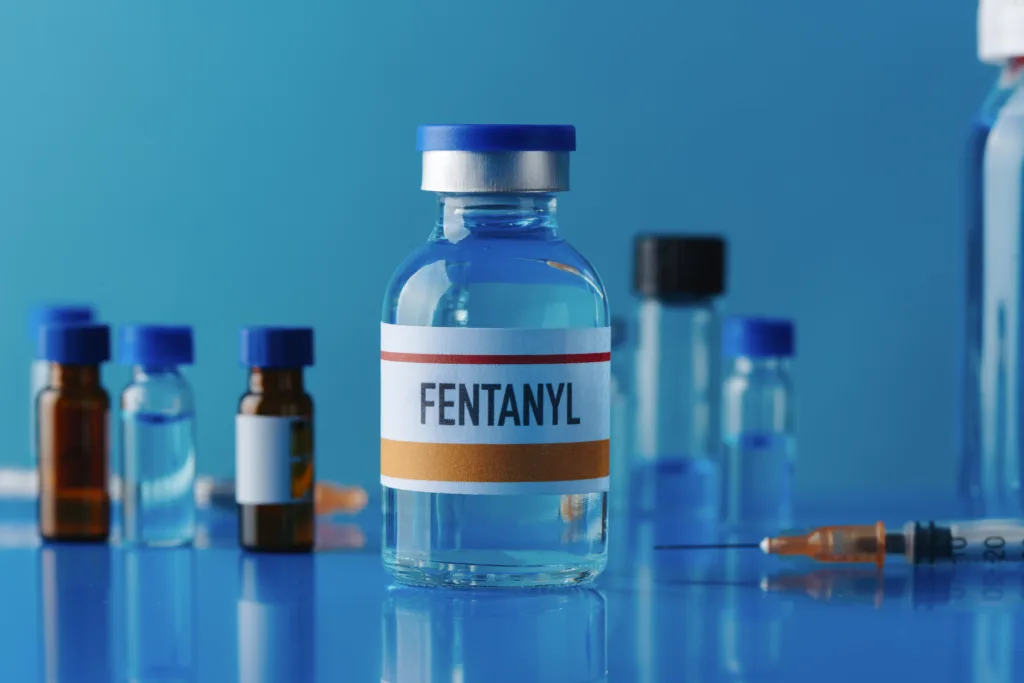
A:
763 522 888 569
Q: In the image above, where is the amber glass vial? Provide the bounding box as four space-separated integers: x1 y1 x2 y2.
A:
236 327 315 552
37 323 111 542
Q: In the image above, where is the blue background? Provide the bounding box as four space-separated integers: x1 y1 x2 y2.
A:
0 1 987 498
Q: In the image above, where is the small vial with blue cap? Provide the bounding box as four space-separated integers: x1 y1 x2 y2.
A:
237 327 315 553
721 317 796 530
37 323 111 541
28 304 95 466
382 124 610 587
118 325 197 546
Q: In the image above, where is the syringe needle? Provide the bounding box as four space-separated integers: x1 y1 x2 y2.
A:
654 542 761 550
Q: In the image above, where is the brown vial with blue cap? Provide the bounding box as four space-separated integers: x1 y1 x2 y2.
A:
237 327 316 552
37 323 111 541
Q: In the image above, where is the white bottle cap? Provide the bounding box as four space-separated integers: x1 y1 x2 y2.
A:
979 0 1024 64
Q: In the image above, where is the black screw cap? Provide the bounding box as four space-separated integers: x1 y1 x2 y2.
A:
633 234 727 299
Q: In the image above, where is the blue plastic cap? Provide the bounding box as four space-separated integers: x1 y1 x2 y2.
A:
240 327 314 368
28 304 94 344
723 317 795 358
118 325 194 367
38 324 111 365
417 125 576 152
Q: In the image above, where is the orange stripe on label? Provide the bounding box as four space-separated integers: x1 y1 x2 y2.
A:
380 439 609 483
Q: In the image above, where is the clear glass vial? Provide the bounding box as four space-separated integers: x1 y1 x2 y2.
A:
381 124 610 588
37 323 111 541
721 317 796 530
28 304 94 467
118 324 197 546
631 235 727 518
236 327 315 553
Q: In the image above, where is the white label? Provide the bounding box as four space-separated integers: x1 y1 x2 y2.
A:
235 415 313 505
380 324 611 495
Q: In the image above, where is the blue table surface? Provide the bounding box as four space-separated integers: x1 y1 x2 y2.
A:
0 496 1019 683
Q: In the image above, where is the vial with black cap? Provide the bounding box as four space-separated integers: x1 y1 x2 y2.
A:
631 235 727 517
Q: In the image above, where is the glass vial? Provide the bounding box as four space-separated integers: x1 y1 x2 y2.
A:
236 327 315 553
721 317 796 530
118 325 197 546
37 323 111 541
961 1 1024 515
28 304 94 467
382 124 610 588
631 235 727 517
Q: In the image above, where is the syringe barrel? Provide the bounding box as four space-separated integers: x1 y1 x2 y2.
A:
907 519 1024 564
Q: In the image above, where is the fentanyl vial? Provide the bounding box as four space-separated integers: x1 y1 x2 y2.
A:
631 235 727 517
236 327 315 553
721 317 796 531
381 124 611 588
37 323 111 542
118 325 197 546
28 304 94 467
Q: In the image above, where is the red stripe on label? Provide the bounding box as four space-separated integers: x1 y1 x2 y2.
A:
380 351 611 365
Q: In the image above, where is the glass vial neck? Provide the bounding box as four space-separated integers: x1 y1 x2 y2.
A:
730 356 791 374
131 365 182 381
49 364 101 389
435 193 558 242
247 368 305 394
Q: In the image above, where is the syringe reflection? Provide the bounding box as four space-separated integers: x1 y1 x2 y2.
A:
761 566 1024 683
762 565 1024 611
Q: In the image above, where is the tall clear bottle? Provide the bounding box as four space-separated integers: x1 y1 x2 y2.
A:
965 0 1024 515
118 325 197 546
381 124 610 588
721 317 796 531
630 235 727 518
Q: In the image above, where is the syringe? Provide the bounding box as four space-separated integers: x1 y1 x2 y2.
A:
656 519 1024 568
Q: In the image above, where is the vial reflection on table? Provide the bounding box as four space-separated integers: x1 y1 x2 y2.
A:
238 554 315 683
382 586 606 683
124 547 196 682
41 545 112 683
